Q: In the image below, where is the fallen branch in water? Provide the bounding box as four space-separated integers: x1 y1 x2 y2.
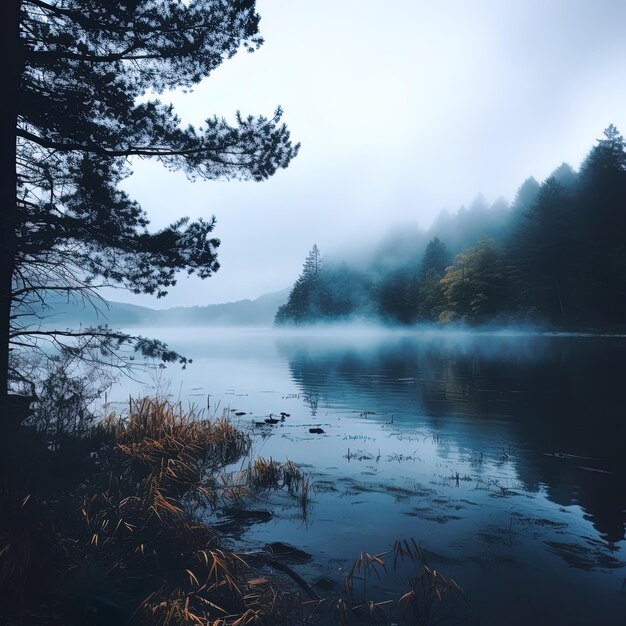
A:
242 550 321 600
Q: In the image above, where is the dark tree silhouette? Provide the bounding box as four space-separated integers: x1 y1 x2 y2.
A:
507 125 626 325
375 268 413 323
510 176 541 215
1 0 300 414
507 177 576 321
276 247 373 324
549 162 578 189
275 245 322 323
272 126 625 329
420 237 451 278
576 124 626 324
414 237 451 321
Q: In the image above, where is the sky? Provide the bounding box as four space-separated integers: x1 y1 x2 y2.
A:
116 0 626 308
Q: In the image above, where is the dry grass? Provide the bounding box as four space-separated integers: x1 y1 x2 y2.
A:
218 457 312 520
335 537 468 625
1 397 468 626
248 458 310 501
0 398 317 626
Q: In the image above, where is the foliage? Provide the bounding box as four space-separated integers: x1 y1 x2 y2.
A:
277 125 626 330
506 177 576 321
574 124 626 324
275 246 372 324
275 245 322 323
376 268 414 323
26 352 114 443
411 238 451 322
440 236 506 322
3 0 299 402
510 176 541 215
0 398 298 626
420 237 451 279
416 268 447 321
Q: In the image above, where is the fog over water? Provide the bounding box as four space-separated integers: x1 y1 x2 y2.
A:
111 0 626 308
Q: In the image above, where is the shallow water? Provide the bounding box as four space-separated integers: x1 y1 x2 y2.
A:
110 326 626 625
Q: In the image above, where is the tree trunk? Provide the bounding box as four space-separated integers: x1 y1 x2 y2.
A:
0 0 22 423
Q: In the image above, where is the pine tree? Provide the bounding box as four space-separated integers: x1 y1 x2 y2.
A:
275 245 322 324
511 177 541 214
507 177 575 321
1 0 300 412
413 237 450 321
576 124 626 323
302 244 322 279
420 237 451 278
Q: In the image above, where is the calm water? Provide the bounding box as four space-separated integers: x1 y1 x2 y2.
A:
111 326 626 625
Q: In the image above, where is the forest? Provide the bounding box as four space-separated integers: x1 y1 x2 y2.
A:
276 125 626 329
3 2 626 625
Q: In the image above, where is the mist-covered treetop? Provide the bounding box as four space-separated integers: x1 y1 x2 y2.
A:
277 125 626 328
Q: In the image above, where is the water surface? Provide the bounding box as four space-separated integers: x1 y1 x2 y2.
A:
111 327 626 625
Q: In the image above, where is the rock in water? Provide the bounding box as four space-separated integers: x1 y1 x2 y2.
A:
265 542 312 563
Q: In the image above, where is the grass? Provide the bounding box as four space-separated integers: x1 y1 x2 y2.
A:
0 398 310 625
1 397 469 625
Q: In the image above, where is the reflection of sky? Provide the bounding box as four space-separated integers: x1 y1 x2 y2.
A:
109 328 626 625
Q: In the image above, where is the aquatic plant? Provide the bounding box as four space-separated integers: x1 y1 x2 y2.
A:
336 538 467 625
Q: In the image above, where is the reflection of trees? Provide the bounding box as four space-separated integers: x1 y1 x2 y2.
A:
278 334 626 543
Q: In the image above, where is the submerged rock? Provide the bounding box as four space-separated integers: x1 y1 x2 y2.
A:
313 576 338 591
265 541 312 563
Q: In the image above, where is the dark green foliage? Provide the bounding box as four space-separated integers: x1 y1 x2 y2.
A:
318 264 372 319
416 269 447 321
506 177 577 321
511 176 541 214
411 238 451 322
505 125 626 326
276 247 371 323
275 245 322 323
575 124 626 324
376 269 413 323
420 237 451 278
549 162 578 189
278 125 626 330
6 0 299 394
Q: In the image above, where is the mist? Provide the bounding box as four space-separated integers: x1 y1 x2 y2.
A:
110 0 626 309
10 4 626 626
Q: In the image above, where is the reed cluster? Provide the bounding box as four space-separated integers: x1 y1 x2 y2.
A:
0 398 299 625
1 398 467 625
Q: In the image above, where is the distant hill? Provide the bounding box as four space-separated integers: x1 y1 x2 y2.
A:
26 289 290 328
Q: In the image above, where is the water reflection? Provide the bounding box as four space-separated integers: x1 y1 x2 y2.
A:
278 332 626 543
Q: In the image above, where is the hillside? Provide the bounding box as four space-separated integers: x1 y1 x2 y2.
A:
28 289 290 328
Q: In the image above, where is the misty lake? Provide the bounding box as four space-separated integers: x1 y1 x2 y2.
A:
110 327 626 625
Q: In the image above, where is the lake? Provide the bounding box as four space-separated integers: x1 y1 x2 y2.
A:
109 326 626 625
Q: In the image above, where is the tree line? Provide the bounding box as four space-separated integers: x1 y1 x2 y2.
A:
276 125 626 328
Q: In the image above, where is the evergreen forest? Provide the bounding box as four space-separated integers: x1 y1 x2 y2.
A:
276 125 626 329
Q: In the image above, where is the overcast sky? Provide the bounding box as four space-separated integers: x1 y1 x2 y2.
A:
116 0 626 308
